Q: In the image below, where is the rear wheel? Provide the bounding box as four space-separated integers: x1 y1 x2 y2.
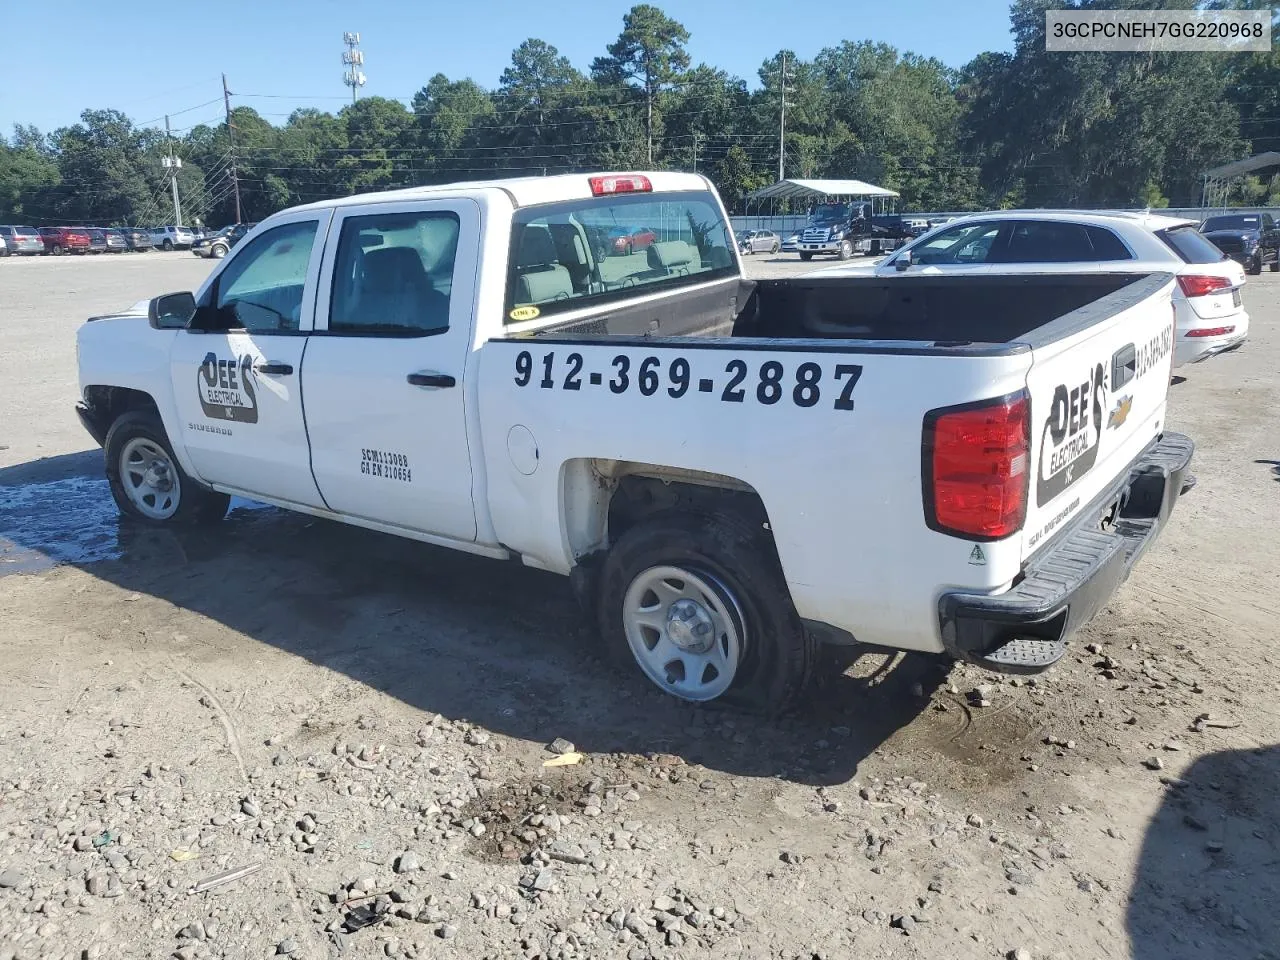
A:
770 242 780 254
162 238 174 251
104 412 229 526
597 511 816 713
1269 258 1279 273
51 244 63 256
211 243 228 259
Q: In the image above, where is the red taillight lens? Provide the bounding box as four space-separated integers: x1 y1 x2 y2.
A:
925 393 1030 540
1186 325 1236 338
1177 274 1231 298
589 174 652 196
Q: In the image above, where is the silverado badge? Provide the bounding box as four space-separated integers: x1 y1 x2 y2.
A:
1107 395 1133 430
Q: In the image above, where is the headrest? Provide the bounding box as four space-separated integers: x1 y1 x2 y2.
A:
517 225 558 267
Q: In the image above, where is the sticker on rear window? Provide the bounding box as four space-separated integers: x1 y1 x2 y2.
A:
509 306 540 321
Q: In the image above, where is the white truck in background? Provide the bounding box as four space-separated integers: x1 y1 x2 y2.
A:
75 172 1193 712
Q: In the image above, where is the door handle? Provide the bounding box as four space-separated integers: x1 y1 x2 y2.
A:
254 361 294 376
407 372 456 388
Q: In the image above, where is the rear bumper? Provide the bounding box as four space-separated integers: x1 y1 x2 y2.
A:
1175 330 1248 366
938 432 1194 673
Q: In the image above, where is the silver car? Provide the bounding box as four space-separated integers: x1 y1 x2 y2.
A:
737 229 781 255
0 225 45 255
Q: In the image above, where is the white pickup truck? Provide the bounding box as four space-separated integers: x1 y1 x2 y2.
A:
76 172 1194 712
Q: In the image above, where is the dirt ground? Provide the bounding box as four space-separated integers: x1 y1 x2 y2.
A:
1 251 1278 960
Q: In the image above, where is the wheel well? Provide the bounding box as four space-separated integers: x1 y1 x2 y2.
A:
83 385 159 429
606 474 770 543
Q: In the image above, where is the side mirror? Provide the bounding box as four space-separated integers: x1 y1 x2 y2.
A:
894 249 912 271
148 291 197 329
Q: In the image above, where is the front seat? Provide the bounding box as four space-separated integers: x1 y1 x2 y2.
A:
514 225 574 304
358 247 449 331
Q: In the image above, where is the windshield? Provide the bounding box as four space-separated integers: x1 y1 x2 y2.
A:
811 204 850 224
1201 215 1261 232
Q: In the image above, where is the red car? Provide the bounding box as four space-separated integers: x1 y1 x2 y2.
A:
607 226 659 255
38 226 92 255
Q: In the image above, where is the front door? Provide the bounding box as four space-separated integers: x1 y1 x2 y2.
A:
169 211 332 508
301 199 479 541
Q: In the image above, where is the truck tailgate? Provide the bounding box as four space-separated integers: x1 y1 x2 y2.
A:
1021 275 1177 560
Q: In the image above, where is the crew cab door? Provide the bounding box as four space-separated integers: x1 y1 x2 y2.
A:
302 199 479 541
168 210 332 507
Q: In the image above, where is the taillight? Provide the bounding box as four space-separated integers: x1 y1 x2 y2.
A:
589 174 652 196
1177 274 1231 298
923 393 1030 540
1186 325 1236 338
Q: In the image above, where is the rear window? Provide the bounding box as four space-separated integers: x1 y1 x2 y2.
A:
505 190 735 323
1201 215 1259 232
1159 225 1227 264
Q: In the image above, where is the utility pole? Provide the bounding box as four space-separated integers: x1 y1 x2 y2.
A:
777 52 795 182
222 74 244 224
342 33 366 104
163 116 183 227
692 131 700 173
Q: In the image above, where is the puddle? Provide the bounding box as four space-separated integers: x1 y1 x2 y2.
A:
0 474 271 576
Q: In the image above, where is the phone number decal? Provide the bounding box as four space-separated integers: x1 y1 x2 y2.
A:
512 349 863 411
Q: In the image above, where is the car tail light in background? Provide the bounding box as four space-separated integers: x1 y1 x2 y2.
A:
589 174 652 196
923 392 1030 540
1177 274 1232 298
1186 325 1236 338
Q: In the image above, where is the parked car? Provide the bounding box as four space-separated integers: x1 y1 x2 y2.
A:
191 223 253 259
1198 213 1279 276
737 229 780 255
75 171 1191 710
151 225 195 251
120 228 154 252
0 225 45 255
605 225 658 255
0 235 6 257
817 211 1249 367
86 229 108 254
781 232 799 253
38 226 91 255
104 229 129 253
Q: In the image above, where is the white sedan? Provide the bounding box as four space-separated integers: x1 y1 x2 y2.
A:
813 210 1248 367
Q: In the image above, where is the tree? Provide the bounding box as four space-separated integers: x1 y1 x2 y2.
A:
591 5 691 166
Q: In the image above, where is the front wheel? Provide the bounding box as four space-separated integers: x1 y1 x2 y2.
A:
1247 255 1262 276
799 252 813 261
837 240 853 261
51 244 63 256
1269 259 1279 272
211 243 228 259
597 512 816 713
162 239 174 251
104 412 229 525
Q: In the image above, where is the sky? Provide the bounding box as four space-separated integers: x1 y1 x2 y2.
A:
0 0 1015 136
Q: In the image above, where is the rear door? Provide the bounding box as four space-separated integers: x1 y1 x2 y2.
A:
302 198 480 541
1019 275 1177 559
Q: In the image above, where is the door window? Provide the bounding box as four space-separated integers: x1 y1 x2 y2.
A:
214 220 319 332
1000 221 1118 263
328 211 459 335
910 222 1003 264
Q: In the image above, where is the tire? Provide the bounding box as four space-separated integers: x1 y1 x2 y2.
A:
799 252 813 261
837 240 853 261
597 511 816 714
162 239 174 251
1269 260 1279 272
211 243 228 259
51 244 63 256
771 242 780 254
1247 255 1262 276
104 411 229 526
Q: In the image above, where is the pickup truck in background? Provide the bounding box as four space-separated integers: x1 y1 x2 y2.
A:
75 172 1193 712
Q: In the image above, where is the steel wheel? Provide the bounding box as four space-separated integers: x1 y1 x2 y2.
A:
119 437 181 520
621 564 744 702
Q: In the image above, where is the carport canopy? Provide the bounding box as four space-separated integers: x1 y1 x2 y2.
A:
1202 152 1280 180
746 178 900 202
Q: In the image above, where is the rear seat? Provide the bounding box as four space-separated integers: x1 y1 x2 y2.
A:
647 240 695 275
597 250 654 288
